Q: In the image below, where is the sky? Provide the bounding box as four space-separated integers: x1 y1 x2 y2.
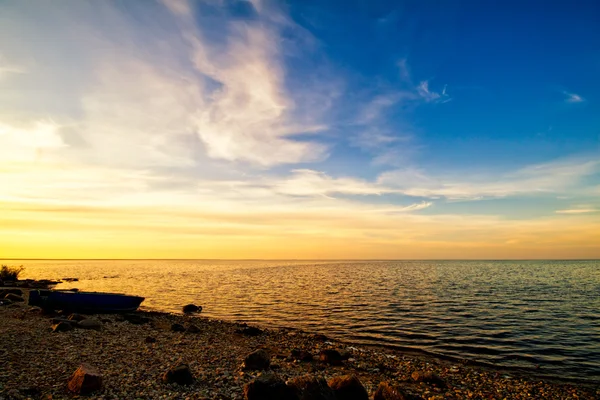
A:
0 0 599 259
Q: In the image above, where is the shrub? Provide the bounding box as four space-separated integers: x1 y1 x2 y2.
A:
0 265 24 281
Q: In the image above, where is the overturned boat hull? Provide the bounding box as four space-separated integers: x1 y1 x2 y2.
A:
29 289 144 313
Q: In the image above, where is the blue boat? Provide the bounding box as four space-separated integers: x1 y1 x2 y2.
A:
28 289 144 313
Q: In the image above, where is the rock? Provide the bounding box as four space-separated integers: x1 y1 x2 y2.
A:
313 334 328 341
67 363 103 395
51 317 73 325
162 364 194 385
4 293 24 302
327 375 368 400
171 323 186 332
77 319 102 330
288 375 335 400
145 336 157 343
373 382 417 400
236 326 264 336
244 373 299 400
3 288 23 296
291 349 314 362
17 386 41 398
62 277 79 282
182 303 202 313
68 313 87 321
52 322 74 332
186 324 201 333
410 371 445 387
243 349 271 370
122 313 150 325
319 349 343 366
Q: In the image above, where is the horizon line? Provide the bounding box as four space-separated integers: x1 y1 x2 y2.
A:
2 258 599 262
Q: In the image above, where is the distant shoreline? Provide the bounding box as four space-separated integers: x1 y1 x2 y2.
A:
3 258 600 261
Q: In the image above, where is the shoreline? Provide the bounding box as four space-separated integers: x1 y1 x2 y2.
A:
1 292 599 399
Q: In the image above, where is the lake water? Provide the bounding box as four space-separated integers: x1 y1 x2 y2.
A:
7 259 600 381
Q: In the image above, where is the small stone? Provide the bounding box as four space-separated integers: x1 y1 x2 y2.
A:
328 375 368 400
183 304 202 313
243 349 271 370
186 324 201 333
67 363 103 395
411 371 445 387
68 313 87 321
145 336 157 343
244 373 299 400
171 323 186 332
77 319 102 330
162 364 194 385
236 326 263 336
319 349 343 366
291 349 314 362
122 313 150 325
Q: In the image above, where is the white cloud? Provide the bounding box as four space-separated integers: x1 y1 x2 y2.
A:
0 0 331 169
379 157 600 200
563 91 585 103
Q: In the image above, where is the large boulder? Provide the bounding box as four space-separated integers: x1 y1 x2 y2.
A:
244 373 299 400
52 322 74 332
327 375 368 400
67 364 102 395
319 349 343 366
243 349 271 370
182 304 202 313
162 364 194 385
77 319 102 331
374 382 422 400
287 375 335 400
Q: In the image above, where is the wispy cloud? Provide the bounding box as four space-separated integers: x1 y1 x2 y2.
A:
378 157 600 200
563 91 585 103
556 208 598 214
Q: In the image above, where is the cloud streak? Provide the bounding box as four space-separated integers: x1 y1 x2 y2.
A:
563 91 585 103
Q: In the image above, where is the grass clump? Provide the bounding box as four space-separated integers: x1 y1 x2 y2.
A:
0 265 24 281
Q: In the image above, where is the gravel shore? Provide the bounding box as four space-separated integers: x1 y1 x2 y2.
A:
1 300 598 399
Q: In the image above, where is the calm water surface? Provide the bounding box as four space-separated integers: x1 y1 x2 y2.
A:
8 259 600 381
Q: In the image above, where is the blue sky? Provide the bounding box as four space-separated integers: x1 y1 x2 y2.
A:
0 0 599 258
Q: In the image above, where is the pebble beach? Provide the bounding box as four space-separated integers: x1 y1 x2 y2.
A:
1 292 599 400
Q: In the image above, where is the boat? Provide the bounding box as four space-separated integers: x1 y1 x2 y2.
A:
28 289 145 313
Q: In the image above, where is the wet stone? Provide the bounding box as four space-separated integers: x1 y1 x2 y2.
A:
287 374 335 400
328 375 369 400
